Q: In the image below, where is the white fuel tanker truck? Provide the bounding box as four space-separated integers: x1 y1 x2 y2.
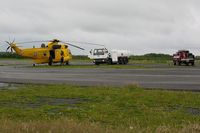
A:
88 48 130 65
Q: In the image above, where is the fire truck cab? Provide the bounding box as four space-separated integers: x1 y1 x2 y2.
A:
173 50 195 66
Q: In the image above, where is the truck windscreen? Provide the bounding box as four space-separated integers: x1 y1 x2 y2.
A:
94 49 106 55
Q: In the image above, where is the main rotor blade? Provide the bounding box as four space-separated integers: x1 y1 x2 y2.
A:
62 42 85 50
17 39 62 44
16 40 50 44
67 41 105 47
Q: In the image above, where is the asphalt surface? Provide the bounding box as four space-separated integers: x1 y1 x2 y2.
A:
0 60 200 91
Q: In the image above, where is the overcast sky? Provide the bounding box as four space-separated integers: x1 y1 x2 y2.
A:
0 0 200 55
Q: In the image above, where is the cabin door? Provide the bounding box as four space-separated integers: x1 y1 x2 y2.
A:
50 50 55 59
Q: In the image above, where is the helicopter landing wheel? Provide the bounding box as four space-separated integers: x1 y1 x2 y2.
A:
65 61 69 65
107 58 113 65
48 56 53 66
60 57 64 66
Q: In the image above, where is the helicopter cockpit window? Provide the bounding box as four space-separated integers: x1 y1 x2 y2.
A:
52 45 61 49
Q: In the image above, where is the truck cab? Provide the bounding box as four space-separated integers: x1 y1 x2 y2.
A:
89 48 109 59
88 48 130 65
173 50 195 66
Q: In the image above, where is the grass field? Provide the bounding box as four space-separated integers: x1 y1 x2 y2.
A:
0 84 200 132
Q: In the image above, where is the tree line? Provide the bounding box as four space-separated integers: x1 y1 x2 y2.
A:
1 52 199 60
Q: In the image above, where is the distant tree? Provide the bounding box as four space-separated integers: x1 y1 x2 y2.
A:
129 53 172 60
0 52 24 59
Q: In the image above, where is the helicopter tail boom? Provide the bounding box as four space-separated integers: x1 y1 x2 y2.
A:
6 41 22 55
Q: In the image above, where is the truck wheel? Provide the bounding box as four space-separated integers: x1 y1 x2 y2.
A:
178 61 181 66
121 58 125 65
173 61 176 66
95 62 100 65
191 62 195 66
48 56 53 66
107 58 113 65
124 57 128 65
118 58 122 65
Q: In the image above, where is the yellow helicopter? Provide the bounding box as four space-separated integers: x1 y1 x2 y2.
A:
6 39 84 66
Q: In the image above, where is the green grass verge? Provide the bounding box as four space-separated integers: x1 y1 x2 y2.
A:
0 84 199 132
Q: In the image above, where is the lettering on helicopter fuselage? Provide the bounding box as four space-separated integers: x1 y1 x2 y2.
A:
34 52 37 57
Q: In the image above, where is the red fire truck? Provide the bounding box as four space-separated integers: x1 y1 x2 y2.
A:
173 50 195 66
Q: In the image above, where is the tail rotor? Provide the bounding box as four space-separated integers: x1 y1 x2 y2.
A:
5 39 15 53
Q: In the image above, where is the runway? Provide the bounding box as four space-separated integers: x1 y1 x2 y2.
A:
0 62 200 90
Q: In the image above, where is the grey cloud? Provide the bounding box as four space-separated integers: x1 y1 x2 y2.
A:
0 0 200 55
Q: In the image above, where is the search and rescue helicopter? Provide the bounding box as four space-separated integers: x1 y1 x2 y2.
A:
5 39 84 66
